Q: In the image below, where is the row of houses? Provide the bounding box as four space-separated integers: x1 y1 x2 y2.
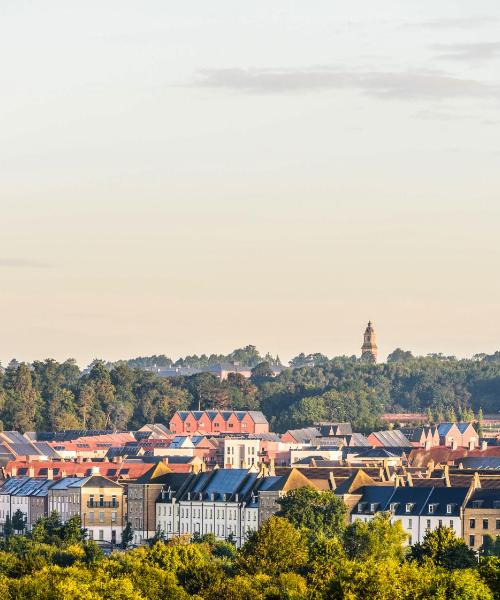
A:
1 463 499 550
0 473 125 544
349 484 500 551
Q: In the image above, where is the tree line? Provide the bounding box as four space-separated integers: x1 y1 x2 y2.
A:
0 348 499 433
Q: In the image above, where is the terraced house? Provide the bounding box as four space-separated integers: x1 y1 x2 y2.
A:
155 468 312 547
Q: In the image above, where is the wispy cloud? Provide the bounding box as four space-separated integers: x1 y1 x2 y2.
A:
194 67 498 100
0 258 53 269
413 109 475 122
401 17 499 31
434 42 500 62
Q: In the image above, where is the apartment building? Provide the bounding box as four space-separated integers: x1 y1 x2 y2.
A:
155 468 312 547
351 485 472 544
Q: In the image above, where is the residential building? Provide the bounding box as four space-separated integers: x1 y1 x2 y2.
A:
223 438 260 468
351 485 472 544
126 461 172 545
463 489 500 550
155 468 313 547
169 410 269 435
80 475 125 545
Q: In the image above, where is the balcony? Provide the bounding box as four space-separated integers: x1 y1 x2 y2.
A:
87 501 119 508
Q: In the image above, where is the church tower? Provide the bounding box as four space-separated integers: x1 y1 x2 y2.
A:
361 321 377 363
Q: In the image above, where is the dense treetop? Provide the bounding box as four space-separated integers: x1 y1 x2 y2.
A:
0 502 498 599
0 347 499 433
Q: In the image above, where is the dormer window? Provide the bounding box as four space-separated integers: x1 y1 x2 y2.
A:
428 504 434 514
358 503 363 513
370 503 376 512
405 503 413 513
389 503 397 513
446 504 452 514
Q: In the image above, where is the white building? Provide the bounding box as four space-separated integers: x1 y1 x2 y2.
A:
223 438 260 468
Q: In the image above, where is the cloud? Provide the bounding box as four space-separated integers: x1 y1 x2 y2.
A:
0 258 52 269
434 42 500 62
401 17 499 30
194 67 498 100
413 109 475 121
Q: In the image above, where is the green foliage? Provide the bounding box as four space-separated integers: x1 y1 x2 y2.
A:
277 487 347 541
1 350 499 432
0 513 497 600
238 516 308 576
121 521 134 549
481 535 500 558
343 513 408 562
411 526 477 569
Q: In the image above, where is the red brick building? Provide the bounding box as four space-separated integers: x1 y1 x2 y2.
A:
169 410 269 435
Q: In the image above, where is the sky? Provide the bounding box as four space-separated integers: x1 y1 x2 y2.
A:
0 1 499 367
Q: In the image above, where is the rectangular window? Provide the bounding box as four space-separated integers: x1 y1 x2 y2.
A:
450 520 454 528
438 520 442 528
483 519 489 530
99 530 104 541
88 530 94 540
99 512 104 523
99 494 104 507
408 518 412 528
469 535 475 546
469 519 476 529
428 505 434 514
426 519 431 529
89 512 94 523
496 519 500 530
111 512 117 522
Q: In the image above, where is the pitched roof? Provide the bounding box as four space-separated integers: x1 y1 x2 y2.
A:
370 430 412 447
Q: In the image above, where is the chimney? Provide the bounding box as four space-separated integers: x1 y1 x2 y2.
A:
481 440 488 451
468 440 475 450
424 440 431 451
11 466 18 477
451 439 458 450
47 468 54 480
28 467 35 477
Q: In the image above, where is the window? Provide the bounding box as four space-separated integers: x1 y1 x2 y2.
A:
469 519 476 529
469 535 475 546
405 503 412 513
99 512 104 523
428 505 434 514
88 512 94 523
88 530 94 540
438 520 443 528
408 519 412 528
89 495 95 507
483 519 489 530
426 519 431 529
450 520 454 528
111 512 117 522
99 530 104 541
99 494 104 507
446 505 452 514
112 495 117 507
496 519 500 530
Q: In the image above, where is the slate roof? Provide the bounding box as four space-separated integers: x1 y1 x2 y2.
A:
370 430 412 447
387 486 434 515
423 487 469 516
283 427 321 443
459 457 500 470
437 423 456 436
466 489 500 509
353 485 396 514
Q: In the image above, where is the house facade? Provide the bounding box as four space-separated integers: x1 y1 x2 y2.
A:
463 489 500 550
169 410 269 435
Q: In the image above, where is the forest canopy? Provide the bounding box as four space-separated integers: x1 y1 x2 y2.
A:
0 348 498 433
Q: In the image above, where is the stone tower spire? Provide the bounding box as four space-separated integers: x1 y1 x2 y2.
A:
361 321 377 363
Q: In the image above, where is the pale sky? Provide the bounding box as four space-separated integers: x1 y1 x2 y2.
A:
1 1 499 366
